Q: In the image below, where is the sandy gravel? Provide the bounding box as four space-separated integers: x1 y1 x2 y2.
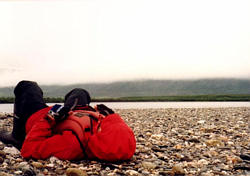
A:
0 107 249 176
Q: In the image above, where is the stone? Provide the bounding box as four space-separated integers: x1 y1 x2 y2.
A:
226 156 242 164
66 168 87 176
150 134 164 140
172 164 185 175
174 144 182 150
3 146 20 155
49 156 60 163
240 153 250 161
46 163 54 168
198 159 209 166
0 144 4 150
188 138 200 143
0 108 249 176
43 169 49 175
205 139 223 147
14 170 23 175
0 172 12 176
17 161 30 171
23 169 37 176
197 120 206 124
181 155 193 162
200 172 213 176
32 161 44 168
0 156 4 164
56 168 65 175
1 162 8 168
125 170 140 176
0 150 6 157
142 161 157 170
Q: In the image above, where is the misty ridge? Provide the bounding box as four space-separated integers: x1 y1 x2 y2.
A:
1 78 250 98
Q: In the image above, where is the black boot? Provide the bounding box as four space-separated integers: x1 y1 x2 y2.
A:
1 81 48 150
11 116 27 146
13 81 47 144
0 128 22 150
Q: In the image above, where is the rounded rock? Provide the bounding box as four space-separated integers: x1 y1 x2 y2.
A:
14 170 23 175
32 161 44 168
56 168 65 175
142 161 157 170
23 169 36 176
172 164 185 175
125 170 140 176
66 168 87 176
0 144 4 150
0 172 13 176
0 156 4 164
3 146 20 155
0 151 6 157
17 161 30 171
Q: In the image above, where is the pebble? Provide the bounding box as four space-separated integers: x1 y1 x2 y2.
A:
0 172 13 176
23 169 36 176
0 156 4 163
46 163 54 168
198 159 209 166
14 170 22 175
0 144 4 150
32 161 44 168
3 146 20 155
0 150 6 157
17 161 30 171
172 164 185 175
49 156 60 163
56 168 65 175
0 108 249 175
142 161 157 170
205 139 223 147
66 168 87 176
125 170 140 176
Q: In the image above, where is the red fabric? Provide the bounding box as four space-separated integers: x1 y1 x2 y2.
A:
52 110 94 149
86 113 136 161
21 107 136 161
25 107 51 133
21 107 84 160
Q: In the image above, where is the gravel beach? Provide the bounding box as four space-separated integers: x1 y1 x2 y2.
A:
0 107 249 176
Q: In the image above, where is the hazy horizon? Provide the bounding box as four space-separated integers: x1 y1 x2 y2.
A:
1 0 249 87
0 77 250 88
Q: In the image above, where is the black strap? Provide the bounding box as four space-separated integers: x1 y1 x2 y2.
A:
89 114 98 121
66 130 88 157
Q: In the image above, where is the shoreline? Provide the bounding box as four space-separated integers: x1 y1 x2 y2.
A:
1 94 250 103
0 107 250 175
1 102 250 114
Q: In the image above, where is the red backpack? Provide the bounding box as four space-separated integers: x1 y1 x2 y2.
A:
53 110 136 161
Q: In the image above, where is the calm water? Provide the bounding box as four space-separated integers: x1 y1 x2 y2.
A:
1 102 250 113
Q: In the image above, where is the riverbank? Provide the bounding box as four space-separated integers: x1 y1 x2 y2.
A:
0 107 249 175
1 94 250 103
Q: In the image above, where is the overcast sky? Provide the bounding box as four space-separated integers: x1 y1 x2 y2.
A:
0 0 249 87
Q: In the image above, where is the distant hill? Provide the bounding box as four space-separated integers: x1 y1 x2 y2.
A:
0 79 250 98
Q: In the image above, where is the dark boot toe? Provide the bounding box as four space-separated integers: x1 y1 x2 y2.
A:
0 129 22 150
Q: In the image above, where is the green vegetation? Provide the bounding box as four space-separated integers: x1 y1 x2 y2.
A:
0 97 64 104
113 94 250 102
1 94 250 103
0 97 14 103
44 97 64 103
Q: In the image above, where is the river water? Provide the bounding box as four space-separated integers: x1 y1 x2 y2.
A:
1 102 250 113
